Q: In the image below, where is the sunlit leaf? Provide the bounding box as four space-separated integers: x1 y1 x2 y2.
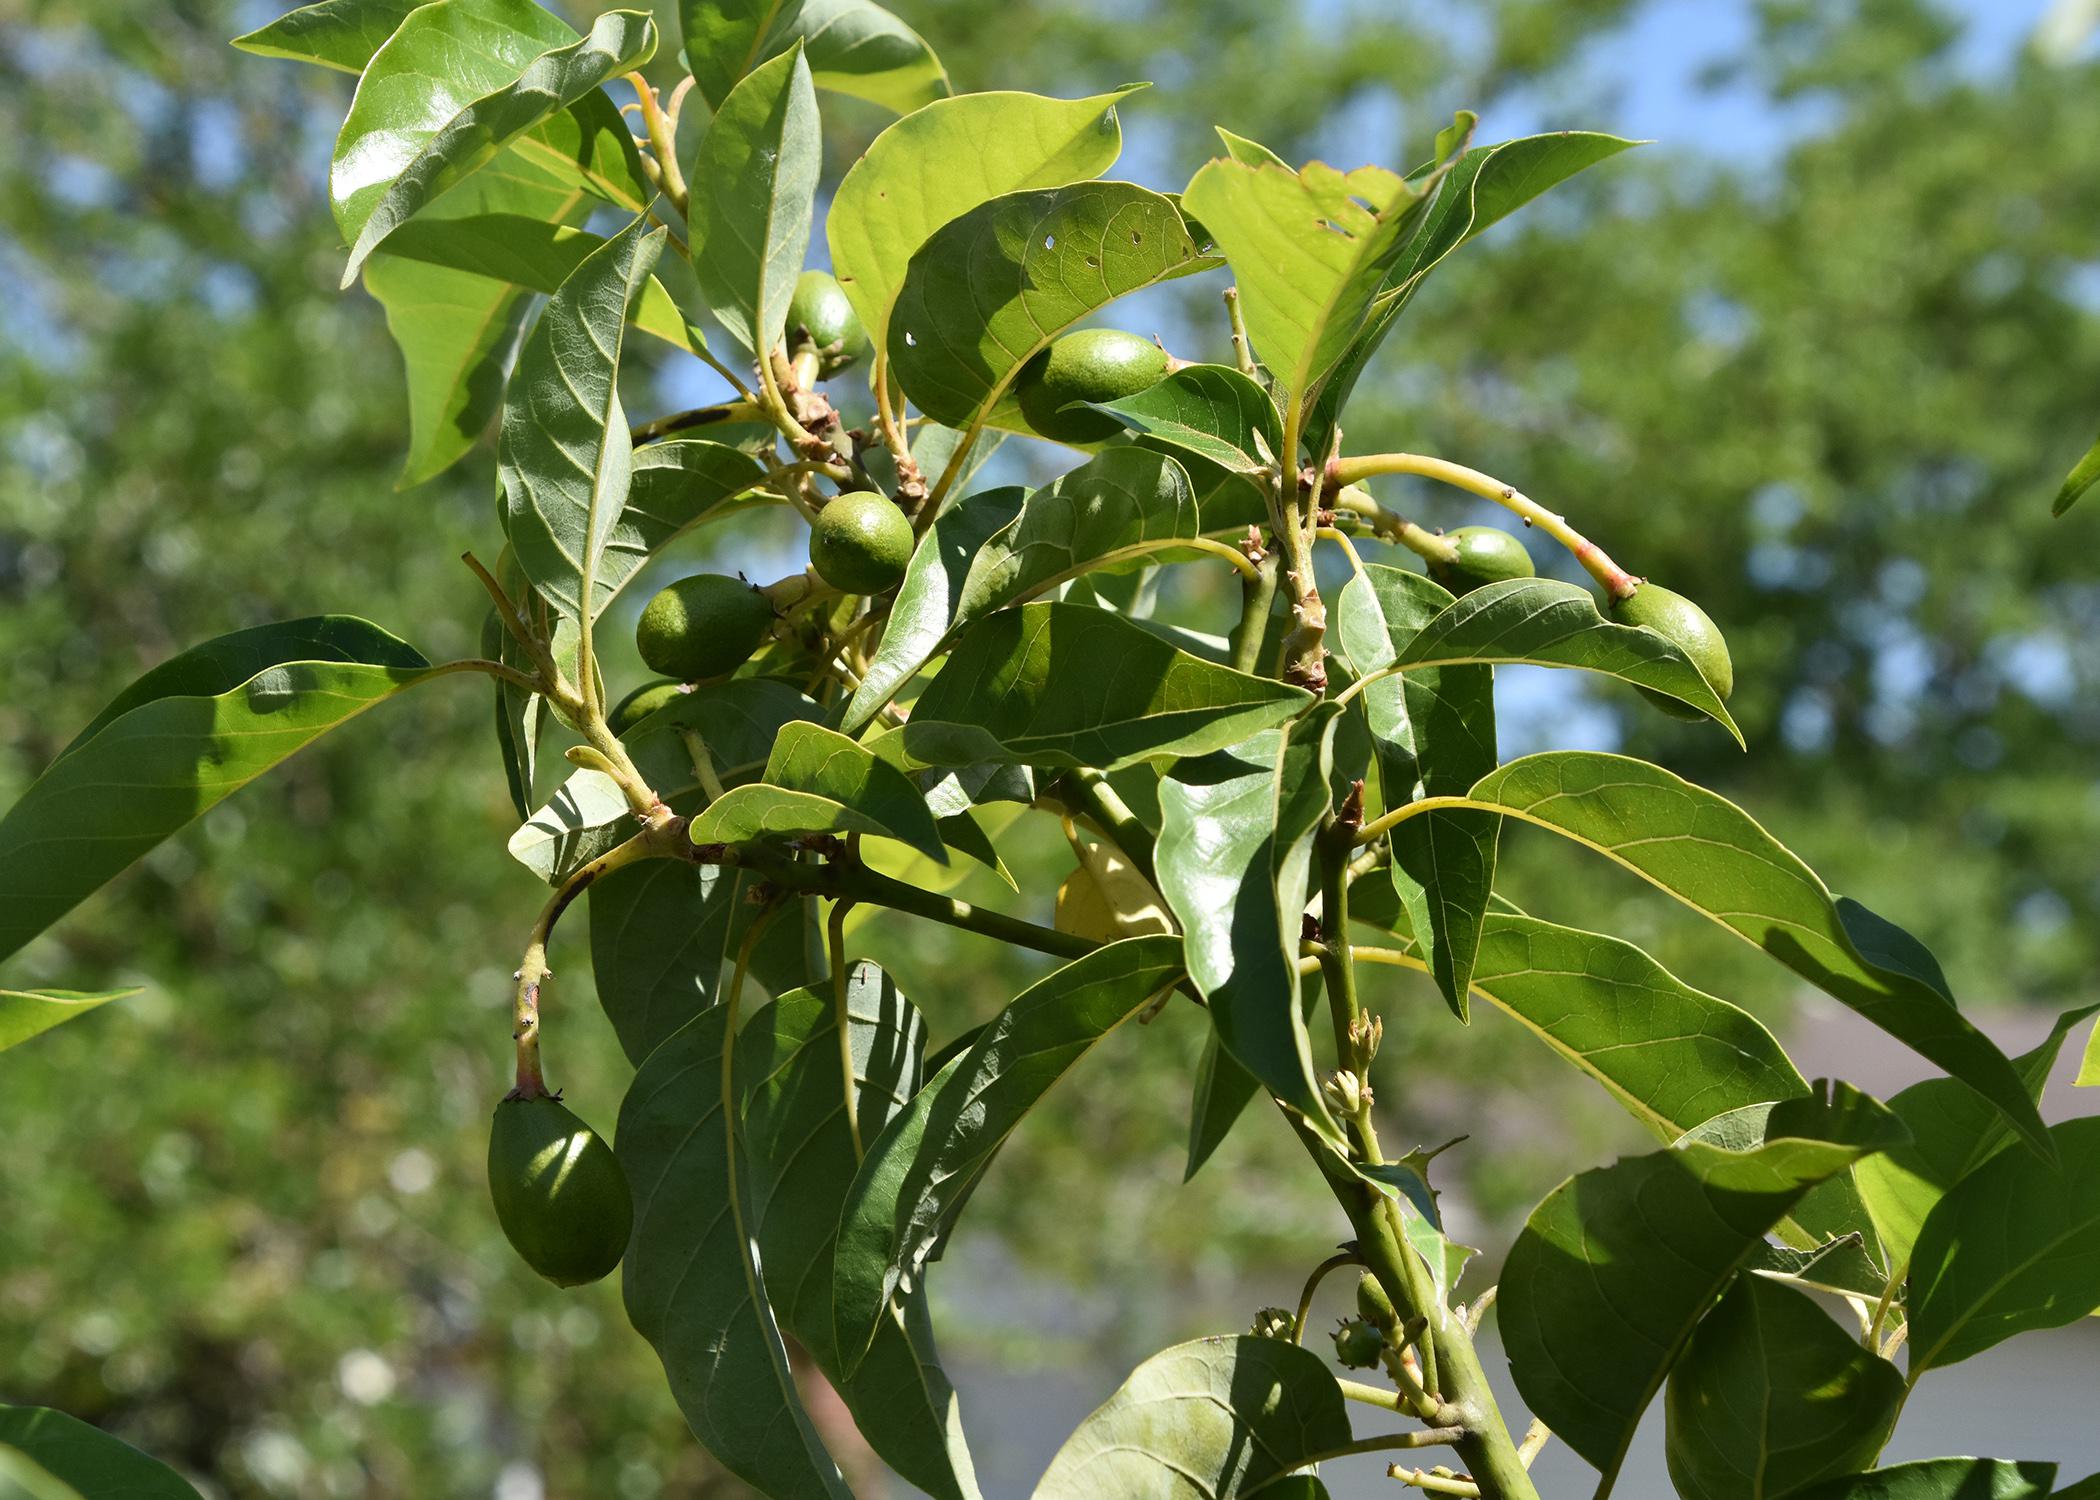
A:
2054 429 2100 516
688 722 947 860
232 0 419 72
1088 362 1281 474
0 988 141 1055
1785 1460 2057 1500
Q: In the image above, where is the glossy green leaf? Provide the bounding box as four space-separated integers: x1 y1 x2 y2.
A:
832 937 1184 1375
688 43 820 357
1033 1336 1354 1499
498 219 663 625
374 213 698 352
1499 1083 1907 1489
331 1 643 260
0 1407 201 1499
2054 430 2100 516
0 1445 84 1500
891 602 1309 771
738 979 982 1500
1785 1460 2057 1500
1459 752 2050 1155
828 87 1137 356
339 11 657 284
0 619 429 965
232 0 419 72
1088 363 1281 474
1158 710 1343 1138
0 989 140 1055
1664 1276 1904 1500
1906 1116 2100 1375
1334 564 1497 1019
1180 145 1455 405
887 181 1211 431
845 448 1217 728
1386 576 1740 739
689 722 947 860
616 1004 853 1500
684 0 946 113
1855 1003 2097 1271
512 678 821 882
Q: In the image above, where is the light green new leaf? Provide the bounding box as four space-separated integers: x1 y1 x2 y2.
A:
0 1406 202 1499
616 1004 854 1500
1033 1336 1354 1500
689 44 820 357
887 181 1211 431
375 213 698 352
2083 1010 2100 1087
829 87 1137 356
1334 564 1497 1020
890 602 1309 771
331 0 643 259
1854 1003 2097 1270
1159 711 1344 1139
738 980 982 1500
1785 1460 2057 1500
844 448 1211 728
1389 577 1740 739
1664 1276 1904 1500
339 11 657 284
1088 363 1281 474
832 937 1184 1375
1499 1084 1907 1492
232 0 419 72
1212 126 1288 170
0 619 429 965
512 678 821 882
498 220 664 623
2054 430 2100 516
689 722 947 860
1906 1116 2100 1375
1459 752 2050 1155
0 989 141 1055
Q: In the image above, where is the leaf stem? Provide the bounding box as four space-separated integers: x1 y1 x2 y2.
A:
1353 794 1477 847
1292 1249 1361 1345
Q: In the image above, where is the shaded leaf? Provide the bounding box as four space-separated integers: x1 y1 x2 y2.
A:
0 989 140 1055
1184 1031 1263 1181
890 602 1309 771
689 722 947 860
1786 1460 2057 1500
1033 1336 1354 1499
684 0 946 113
832 937 1184 1375
1499 1083 1907 1489
232 0 419 72
0 1406 201 1499
1089 363 1281 474
1664 1276 1904 1500
0 619 429 965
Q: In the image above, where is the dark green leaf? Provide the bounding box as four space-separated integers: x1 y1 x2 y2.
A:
689 44 820 357
737 978 982 1500
1158 709 1343 1138
0 989 140 1055
1906 1116 2100 1375
887 181 1212 431
689 722 947 860
1786 1460 2057 1500
1499 1083 1907 1487
832 937 1184 1375
829 87 1138 358
0 1406 201 1499
617 1004 854 1499
1033 1336 1354 1499
890 602 1309 771
232 0 419 72
1461 752 2050 1155
1088 363 1281 474
1664 1276 1904 1500
1185 1031 1262 1181
0 619 428 965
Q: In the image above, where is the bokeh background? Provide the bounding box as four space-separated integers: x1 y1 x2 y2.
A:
3 0 2099 1494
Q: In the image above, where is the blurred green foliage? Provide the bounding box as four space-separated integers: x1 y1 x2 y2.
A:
1 0 2094 1493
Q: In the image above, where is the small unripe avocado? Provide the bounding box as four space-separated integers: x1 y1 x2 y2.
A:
1427 526 1535 595
634 574 773 682
1012 328 1169 444
1331 1316 1387 1370
610 679 685 734
809 490 914 594
786 270 869 374
1609 581 1734 720
487 1095 633 1287
1355 1271 1399 1332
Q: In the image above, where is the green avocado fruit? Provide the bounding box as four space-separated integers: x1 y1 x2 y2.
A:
1355 1271 1399 1332
1330 1316 1387 1370
487 1095 633 1287
809 490 914 594
1012 328 1169 445
1609 580 1734 720
609 679 684 734
786 269 870 374
1427 526 1536 595
634 574 773 682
